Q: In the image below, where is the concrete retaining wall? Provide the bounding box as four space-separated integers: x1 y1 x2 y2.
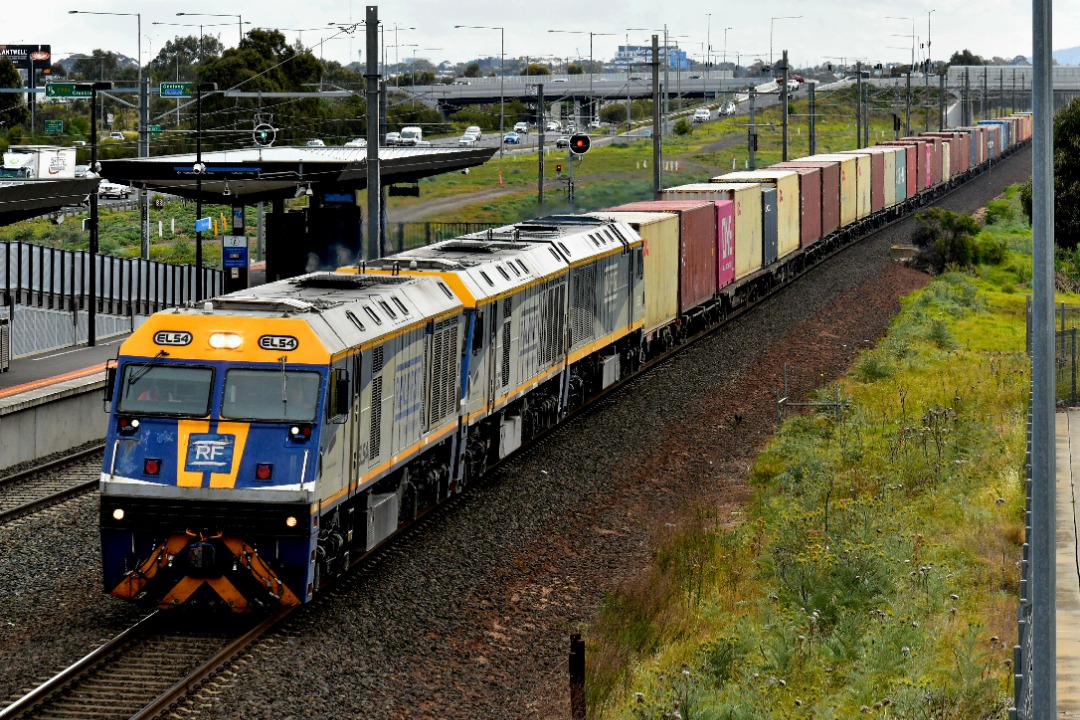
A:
0 375 107 472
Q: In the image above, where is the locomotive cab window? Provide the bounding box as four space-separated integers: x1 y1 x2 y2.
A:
117 363 214 416
222 368 322 422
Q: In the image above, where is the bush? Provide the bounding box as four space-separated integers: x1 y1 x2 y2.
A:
911 207 981 274
673 118 693 136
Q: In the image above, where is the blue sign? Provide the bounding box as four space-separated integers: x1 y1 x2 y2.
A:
185 433 235 472
223 246 248 269
195 217 211 232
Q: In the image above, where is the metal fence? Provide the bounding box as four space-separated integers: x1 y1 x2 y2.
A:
1012 407 1033 720
0 242 222 317
385 221 500 255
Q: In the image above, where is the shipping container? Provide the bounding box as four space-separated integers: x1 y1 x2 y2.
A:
787 154 857 227
761 187 778 265
712 170 800 258
941 141 951 181
922 132 969 174
587 211 679 337
658 183 763 279
955 126 988 165
821 153 870 218
906 136 942 186
979 120 1007 156
773 160 840 238
714 200 736 290
892 144 908 201
604 200 719 314
764 163 822 247
857 146 898 207
840 150 884 212
952 127 980 167
880 141 920 195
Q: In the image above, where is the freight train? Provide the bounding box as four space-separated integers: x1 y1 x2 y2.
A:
99 114 1032 610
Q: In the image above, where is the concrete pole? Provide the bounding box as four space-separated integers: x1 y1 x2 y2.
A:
537 83 545 208
748 86 757 169
781 50 789 161
1031 0 1057 716
856 63 863 150
365 5 381 261
939 71 946 130
808 81 816 155
652 35 662 194
905 70 911 137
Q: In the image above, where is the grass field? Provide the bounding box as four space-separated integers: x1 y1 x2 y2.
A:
584 187 1033 719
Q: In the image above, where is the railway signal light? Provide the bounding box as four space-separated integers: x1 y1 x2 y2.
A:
568 133 591 155
555 163 562 176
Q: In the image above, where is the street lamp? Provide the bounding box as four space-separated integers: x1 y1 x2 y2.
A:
886 16 916 71
926 10 935 71
455 25 505 154
628 26 670 135
68 10 141 132
78 80 112 348
194 82 217 302
176 12 244 45
548 29 617 123
723 27 733 76
770 16 801 67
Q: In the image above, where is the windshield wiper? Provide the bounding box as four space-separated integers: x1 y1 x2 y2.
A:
127 350 169 386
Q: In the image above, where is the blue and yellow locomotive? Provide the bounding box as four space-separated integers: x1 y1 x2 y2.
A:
100 217 646 610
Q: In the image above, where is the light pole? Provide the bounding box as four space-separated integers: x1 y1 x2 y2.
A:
194 82 216 302
548 29 616 123
628 26 670 135
79 81 112 348
176 12 244 45
706 14 711 78
723 27 732 77
68 10 141 124
886 16 916 72
455 25 504 154
769 16 801 67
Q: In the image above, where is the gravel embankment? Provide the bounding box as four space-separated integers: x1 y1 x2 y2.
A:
0 145 1032 719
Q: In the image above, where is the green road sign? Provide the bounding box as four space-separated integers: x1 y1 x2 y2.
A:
159 82 193 98
44 120 63 134
45 83 92 98
148 124 162 137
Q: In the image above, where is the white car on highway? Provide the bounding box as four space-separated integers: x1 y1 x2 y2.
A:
99 182 131 199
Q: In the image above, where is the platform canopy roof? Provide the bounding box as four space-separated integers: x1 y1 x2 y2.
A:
99 145 498 204
0 178 101 226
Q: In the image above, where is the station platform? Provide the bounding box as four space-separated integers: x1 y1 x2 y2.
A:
1059 410 1080 715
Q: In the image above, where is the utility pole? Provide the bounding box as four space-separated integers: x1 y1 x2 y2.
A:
781 50 789 161
808 81 816 155
905 70 912 137
964 67 970 125
652 35 662 193
537 83 545 207
982 67 988 120
365 5 381 260
939 71 946 130
139 78 150 260
856 62 863 149
748 86 757 169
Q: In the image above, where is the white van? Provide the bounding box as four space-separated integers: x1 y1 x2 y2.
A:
465 125 482 141
398 126 423 146
692 108 711 124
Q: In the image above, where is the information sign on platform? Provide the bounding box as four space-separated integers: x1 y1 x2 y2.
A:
222 235 248 269
195 217 212 233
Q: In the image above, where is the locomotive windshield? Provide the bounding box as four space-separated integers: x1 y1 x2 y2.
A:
117 363 214 416
221 368 321 422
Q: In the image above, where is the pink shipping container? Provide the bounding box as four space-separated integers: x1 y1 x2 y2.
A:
840 150 885 212
956 126 988 165
765 163 823 247
923 132 969 174
907 136 942 186
711 170 800 259
658 183 763 280
880 142 921 195
772 161 840 238
605 200 719 313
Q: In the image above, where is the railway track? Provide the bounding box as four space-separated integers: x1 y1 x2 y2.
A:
0 445 103 523
0 610 290 720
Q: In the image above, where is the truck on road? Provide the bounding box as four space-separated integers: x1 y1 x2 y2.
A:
0 146 77 180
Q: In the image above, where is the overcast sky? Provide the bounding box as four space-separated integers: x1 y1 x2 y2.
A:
8 0 1073 71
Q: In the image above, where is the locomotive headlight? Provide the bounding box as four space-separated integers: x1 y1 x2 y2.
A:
208 332 243 350
285 516 298 528
112 508 125 521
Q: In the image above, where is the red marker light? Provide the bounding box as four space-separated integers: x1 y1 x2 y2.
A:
255 463 273 481
144 458 161 475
